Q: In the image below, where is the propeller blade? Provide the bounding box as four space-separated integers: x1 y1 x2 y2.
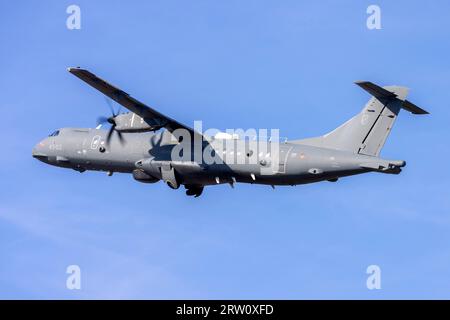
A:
117 131 125 145
104 96 116 116
100 97 127 146
97 116 109 125
106 125 115 145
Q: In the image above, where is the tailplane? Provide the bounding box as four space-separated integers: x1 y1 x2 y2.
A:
292 81 428 156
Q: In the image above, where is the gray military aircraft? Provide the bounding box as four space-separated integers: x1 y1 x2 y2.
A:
32 68 428 197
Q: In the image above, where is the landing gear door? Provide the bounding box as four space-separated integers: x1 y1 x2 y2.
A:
277 145 292 174
161 162 179 189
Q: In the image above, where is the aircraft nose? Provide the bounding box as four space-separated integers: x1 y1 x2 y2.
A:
32 139 49 161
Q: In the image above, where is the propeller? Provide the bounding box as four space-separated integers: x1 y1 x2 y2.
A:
97 97 125 146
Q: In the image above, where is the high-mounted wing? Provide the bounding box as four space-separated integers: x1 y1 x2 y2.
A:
68 67 200 134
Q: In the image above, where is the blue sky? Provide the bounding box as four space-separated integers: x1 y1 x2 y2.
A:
1 0 449 299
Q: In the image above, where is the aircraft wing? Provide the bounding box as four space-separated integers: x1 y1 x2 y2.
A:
68 67 200 135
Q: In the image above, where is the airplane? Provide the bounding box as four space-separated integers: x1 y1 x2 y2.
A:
32 67 428 197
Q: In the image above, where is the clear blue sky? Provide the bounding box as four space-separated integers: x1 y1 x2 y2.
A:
1 0 449 299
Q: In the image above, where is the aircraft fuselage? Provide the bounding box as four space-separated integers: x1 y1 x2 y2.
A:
32 127 404 191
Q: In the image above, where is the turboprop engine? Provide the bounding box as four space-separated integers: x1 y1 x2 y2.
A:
98 112 167 133
111 112 167 132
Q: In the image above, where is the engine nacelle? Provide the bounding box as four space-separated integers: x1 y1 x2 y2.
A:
132 169 159 184
113 112 167 132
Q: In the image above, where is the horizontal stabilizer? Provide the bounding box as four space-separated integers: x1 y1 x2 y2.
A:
402 99 429 114
355 80 429 115
355 81 397 99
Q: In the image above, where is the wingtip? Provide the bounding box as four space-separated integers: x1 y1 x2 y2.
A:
354 80 372 86
67 66 81 72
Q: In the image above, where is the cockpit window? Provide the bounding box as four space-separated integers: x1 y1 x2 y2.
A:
49 130 60 137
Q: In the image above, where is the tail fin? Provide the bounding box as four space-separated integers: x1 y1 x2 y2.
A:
293 81 428 156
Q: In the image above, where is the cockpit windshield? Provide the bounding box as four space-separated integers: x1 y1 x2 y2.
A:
49 130 60 137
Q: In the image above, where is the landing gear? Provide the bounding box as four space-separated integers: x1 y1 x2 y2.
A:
185 185 204 197
167 181 180 189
